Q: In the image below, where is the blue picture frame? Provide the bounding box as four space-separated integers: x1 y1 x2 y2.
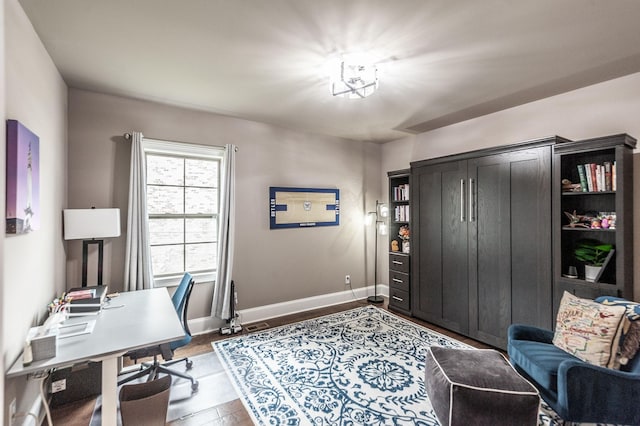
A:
269 187 340 229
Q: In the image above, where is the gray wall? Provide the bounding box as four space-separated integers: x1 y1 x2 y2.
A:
0 0 6 419
67 88 382 318
3 0 68 422
381 71 640 299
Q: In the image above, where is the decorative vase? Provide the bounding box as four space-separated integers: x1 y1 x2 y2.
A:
584 264 601 282
402 240 410 254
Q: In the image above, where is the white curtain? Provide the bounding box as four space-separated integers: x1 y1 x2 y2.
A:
211 144 236 319
123 131 154 291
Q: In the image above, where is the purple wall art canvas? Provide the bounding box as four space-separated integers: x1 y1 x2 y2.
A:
6 120 40 234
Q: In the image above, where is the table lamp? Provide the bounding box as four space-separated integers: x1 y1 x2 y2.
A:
63 208 121 287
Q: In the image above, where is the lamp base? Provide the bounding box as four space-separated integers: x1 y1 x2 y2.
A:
367 295 384 304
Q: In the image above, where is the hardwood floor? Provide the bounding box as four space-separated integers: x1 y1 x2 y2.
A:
50 298 494 425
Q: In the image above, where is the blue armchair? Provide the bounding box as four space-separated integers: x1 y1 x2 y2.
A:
508 324 640 424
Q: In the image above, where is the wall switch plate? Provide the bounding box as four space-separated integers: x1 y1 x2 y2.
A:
345 275 351 285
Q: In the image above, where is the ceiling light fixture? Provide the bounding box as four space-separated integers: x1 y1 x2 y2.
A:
330 57 379 99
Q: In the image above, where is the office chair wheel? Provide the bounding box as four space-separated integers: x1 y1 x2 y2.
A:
191 381 199 391
186 360 193 370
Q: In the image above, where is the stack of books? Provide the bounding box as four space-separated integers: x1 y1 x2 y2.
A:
393 184 410 201
394 205 410 222
576 162 616 192
66 285 108 315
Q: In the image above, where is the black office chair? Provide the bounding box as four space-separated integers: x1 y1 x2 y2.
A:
118 273 199 391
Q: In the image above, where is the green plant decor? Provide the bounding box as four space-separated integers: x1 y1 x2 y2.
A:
574 239 613 266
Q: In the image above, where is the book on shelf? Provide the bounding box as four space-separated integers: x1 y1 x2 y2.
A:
590 163 598 191
612 161 616 191
576 164 588 192
584 164 593 191
66 285 108 313
604 161 612 191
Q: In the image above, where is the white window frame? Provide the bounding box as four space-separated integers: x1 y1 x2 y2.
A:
143 138 225 288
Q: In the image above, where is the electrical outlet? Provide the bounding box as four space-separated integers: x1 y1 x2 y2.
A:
51 378 67 393
345 275 351 285
9 398 16 426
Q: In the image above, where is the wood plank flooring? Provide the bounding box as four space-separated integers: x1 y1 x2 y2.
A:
50 299 493 425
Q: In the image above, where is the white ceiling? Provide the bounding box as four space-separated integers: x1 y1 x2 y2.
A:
18 0 640 143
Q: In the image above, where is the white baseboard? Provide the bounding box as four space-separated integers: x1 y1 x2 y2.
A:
189 315 226 336
236 285 388 328
190 284 389 336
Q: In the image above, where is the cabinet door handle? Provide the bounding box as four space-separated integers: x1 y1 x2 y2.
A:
392 260 403 265
392 278 404 283
469 178 475 222
460 179 466 222
392 296 404 302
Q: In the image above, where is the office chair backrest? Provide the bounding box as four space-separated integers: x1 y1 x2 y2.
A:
172 272 193 310
170 278 195 351
119 375 171 426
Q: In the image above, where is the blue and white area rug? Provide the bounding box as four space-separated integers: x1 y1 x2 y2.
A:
214 306 564 425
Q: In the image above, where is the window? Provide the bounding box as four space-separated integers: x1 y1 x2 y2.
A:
144 139 224 286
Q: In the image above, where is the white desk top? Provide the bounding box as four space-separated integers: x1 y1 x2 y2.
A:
6 287 185 378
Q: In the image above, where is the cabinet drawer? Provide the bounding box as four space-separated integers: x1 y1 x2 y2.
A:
389 288 410 312
389 253 410 273
389 271 409 292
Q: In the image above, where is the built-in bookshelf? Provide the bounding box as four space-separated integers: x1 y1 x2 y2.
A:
389 170 410 254
552 134 635 314
388 169 411 315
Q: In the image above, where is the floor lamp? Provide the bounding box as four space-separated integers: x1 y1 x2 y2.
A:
367 200 388 304
63 208 121 287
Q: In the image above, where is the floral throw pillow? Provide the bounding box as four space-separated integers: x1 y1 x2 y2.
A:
595 296 640 366
553 291 626 368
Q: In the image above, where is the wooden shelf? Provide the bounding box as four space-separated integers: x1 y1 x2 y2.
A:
561 226 615 232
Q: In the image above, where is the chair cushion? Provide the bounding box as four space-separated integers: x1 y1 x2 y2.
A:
508 339 580 393
553 291 625 368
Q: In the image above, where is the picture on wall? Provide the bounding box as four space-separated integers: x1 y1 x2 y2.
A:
6 120 40 234
270 187 339 229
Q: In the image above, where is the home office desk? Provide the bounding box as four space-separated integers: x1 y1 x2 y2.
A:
6 287 184 426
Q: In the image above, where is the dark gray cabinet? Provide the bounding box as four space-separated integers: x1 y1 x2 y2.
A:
389 253 410 313
411 160 469 334
411 137 561 349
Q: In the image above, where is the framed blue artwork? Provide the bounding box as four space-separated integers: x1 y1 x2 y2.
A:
269 187 339 229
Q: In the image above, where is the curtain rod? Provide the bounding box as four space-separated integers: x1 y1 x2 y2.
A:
123 133 236 151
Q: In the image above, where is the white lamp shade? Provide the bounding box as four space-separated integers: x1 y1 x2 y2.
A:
378 222 388 236
63 208 121 240
378 203 389 218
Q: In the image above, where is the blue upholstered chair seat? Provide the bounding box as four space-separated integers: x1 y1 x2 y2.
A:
508 323 640 424
508 339 580 393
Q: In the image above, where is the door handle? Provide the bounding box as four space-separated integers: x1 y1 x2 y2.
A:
392 278 404 283
392 296 404 302
460 179 466 222
392 260 403 265
469 178 475 222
